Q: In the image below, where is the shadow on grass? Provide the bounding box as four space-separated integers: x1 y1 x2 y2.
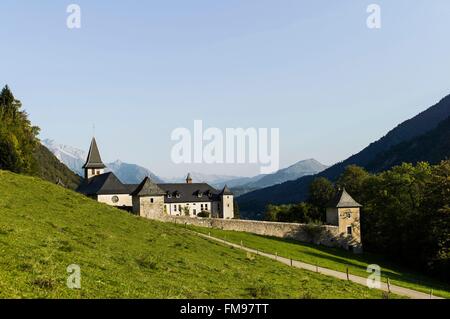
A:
183 224 450 295
246 233 450 292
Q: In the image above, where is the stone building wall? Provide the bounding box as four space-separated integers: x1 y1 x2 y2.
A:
133 196 165 219
157 215 355 249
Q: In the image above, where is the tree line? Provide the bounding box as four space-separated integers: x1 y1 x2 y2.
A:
265 162 449 281
0 85 40 173
0 85 81 188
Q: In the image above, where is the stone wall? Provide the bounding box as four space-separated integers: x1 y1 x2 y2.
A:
133 196 165 219
158 215 353 249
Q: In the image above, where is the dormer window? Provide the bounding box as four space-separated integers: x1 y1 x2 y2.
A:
167 192 172 199
197 191 203 198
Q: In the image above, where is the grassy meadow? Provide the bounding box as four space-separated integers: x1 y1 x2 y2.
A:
0 170 399 299
187 226 450 298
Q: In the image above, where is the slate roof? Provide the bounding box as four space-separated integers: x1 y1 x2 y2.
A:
220 185 233 195
157 183 221 203
82 137 106 169
131 177 166 196
76 172 130 195
327 188 362 208
76 171 226 204
125 184 139 194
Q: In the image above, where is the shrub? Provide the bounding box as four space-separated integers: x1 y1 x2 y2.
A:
197 211 210 218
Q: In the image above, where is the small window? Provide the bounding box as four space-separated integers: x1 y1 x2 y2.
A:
111 196 119 204
91 169 95 174
174 205 177 211
150 198 154 203
205 204 208 210
347 226 352 235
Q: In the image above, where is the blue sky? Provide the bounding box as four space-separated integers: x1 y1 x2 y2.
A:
1 0 450 177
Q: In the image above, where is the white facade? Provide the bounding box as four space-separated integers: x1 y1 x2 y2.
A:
97 194 132 207
221 195 234 219
86 168 104 179
165 201 215 217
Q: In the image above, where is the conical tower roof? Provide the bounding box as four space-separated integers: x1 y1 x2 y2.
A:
220 185 233 195
82 137 106 169
327 187 362 208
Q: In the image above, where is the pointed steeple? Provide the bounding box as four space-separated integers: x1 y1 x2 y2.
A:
83 137 106 169
186 173 193 184
327 187 362 208
220 185 233 196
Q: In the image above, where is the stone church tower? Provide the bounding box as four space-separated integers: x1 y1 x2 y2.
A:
82 137 106 179
131 177 165 219
326 188 362 253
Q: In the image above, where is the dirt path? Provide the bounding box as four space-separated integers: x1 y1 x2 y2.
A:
196 232 443 299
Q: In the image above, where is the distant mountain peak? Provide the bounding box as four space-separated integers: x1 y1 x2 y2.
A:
41 139 163 184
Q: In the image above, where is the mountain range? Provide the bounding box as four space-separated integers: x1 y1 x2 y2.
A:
163 172 242 185
41 139 163 184
213 159 328 196
42 139 327 193
237 94 450 217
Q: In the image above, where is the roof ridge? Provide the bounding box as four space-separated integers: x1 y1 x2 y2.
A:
132 177 166 196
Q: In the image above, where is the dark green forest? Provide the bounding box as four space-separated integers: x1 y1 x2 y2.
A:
0 85 81 189
265 162 450 282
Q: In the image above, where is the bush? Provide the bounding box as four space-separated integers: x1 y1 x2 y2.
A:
197 211 210 218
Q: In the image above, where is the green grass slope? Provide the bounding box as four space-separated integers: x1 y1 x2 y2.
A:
188 227 450 298
0 170 396 299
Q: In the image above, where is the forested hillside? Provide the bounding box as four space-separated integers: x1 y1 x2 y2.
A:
34 144 82 189
0 85 81 189
367 116 450 172
262 162 450 282
238 94 450 215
